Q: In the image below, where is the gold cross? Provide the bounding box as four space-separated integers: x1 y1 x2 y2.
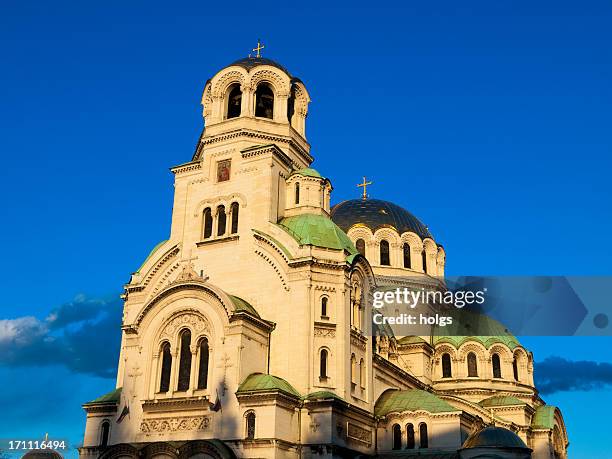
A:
357 176 372 200
252 39 265 58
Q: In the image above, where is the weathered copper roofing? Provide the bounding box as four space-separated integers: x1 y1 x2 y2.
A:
278 214 358 255
462 426 530 450
237 373 300 398
375 389 459 416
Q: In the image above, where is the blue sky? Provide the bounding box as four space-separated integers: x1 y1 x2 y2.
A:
1 0 611 457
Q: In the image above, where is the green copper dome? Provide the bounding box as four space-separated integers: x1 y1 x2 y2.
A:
237 373 300 398
279 214 358 255
375 389 459 416
433 308 520 350
291 167 322 179
462 426 529 450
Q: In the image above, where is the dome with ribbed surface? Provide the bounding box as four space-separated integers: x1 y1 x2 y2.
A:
331 199 433 240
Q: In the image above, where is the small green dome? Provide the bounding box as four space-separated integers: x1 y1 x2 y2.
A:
433 309 520 350
237 373 301 398
462 426 529 450
375 389 459 416
279 214 357 254
291 167 322 178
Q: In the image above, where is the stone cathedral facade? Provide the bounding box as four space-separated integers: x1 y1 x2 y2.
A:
79 55 569 459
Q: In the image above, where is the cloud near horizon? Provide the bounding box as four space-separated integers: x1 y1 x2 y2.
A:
535 356 612 394
0 295 122 378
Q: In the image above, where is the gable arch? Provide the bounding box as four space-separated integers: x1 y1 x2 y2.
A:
211 68 247 99
249 68 290 96
135 281 239 330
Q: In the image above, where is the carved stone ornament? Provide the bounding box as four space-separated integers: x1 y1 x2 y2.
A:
159 311 212 342
140 416 211 433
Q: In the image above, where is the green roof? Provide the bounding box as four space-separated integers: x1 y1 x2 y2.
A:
252 229 294 260
375 389 459 416
433 309 520 350
278 214 358 255
532 405 556 429
479 395 526 408
85 387 122 405
291 167 322 178
228 294 260 317
136 240 168 273
304 391 346 402
398 335 428 345
237 373 301 398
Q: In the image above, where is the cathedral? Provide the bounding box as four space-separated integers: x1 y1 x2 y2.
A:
79 51 569 459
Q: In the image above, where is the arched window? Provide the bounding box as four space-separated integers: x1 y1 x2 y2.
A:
513 356 519 381
351 354 357 384
216 205 226 236
442 353 452 378
403 242 411 268
380 240 390 266
356 238 365 256
492 353 502 378
230 202 239 234
392 424 402 450
295 182 300 204
422 250 428 273
419 423 428 448
467 352 478 377
320 349 328 379
255 83 274 118
177 329 192 391
203 208 213 239
159 342 172 393
226 84 242 119
246 412 256 439
100 420 110 447
197 337 209 390
359 358 365 388
321 297 328 318
406 423 415 449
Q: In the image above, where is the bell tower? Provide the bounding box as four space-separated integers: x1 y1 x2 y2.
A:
169 53 313 248
194 55 312 167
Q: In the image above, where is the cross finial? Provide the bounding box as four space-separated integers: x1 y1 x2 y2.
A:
357 176 373 200
252 39 265 58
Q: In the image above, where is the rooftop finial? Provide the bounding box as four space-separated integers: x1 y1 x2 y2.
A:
252 39 265 58
357 176 373 200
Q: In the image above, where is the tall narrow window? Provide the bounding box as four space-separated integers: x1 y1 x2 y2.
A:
406 423 415 449
359 358 366 388
320 349 328 379
246 412 256 439
442 353 452 378
295 182 300 204
351 354 357 384
321 297 328 318
403 242 411 268
226 84 242 119
230 202 239 234
422 250 428 273
255 83 274 118
356 238 366 256
100 420 110 447
177 329 192 391
197 337 209 390
419 423 428 448
203 208 213 239
492 353 502 378
217 205 226 236
392 424 402 450
467 352 478 377
380 240 390 266
159 342 172 393
513 356 519 381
